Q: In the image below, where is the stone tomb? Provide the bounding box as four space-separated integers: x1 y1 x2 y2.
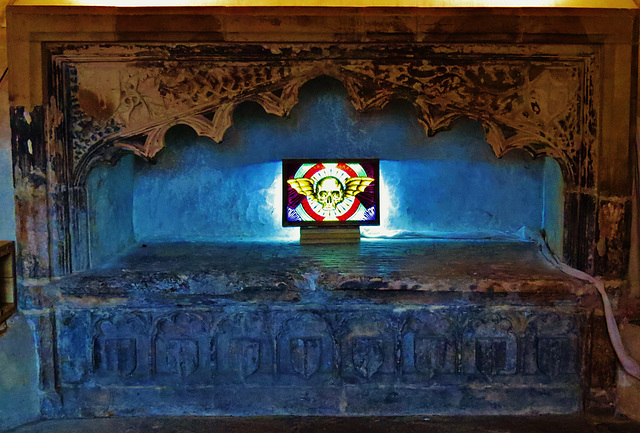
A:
7 5 638 418
52 241 585 416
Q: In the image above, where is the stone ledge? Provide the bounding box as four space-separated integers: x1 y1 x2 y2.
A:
58 384 581 417
6 415 640 433
41 240 591 309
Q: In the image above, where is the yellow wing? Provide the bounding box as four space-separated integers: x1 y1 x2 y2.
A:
345 177 374 197
287 178 315 199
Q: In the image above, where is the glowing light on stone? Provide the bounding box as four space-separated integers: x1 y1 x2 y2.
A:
361 170 403 239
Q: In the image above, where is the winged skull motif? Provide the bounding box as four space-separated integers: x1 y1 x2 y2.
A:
288 176 374 211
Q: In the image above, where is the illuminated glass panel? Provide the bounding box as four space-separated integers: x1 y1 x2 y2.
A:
283 159 380 226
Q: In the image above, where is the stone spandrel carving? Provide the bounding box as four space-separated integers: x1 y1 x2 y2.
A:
59 44 597 186
70 59 316 169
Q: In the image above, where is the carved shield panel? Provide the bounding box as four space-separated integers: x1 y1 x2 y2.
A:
353 338 384 379
414 337 447 378
537 337 576 377
475 338 508 376
290 337 322 379
100 338 137 376
165 339 199 377
230 338 261 379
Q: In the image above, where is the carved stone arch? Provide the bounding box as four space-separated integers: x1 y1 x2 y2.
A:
72 71 319 183
72 56 584 189
73 139 134 188
333 59 588 186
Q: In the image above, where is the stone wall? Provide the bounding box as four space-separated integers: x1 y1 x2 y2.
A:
0 315 40 430
0 15 40 429
4 4 639 422
0 51 14 241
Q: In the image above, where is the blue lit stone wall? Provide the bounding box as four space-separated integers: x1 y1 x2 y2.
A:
87 155 135 267
0 315 41 430
89 77 561 248
543 157 565 256
0 146 15 241
0 80 39 431
0 75 15 242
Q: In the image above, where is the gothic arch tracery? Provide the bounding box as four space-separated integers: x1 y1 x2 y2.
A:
56 43 596 188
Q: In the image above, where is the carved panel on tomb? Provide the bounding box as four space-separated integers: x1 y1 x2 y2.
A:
55 310 93 385
276 312 337 384
531 313 579 377
400 312 456 381
55 306 582 391
47 43 597 188
153 312 211 382
463 312 517 377
338 314 396 383
214 312 273 383
93 312 151 382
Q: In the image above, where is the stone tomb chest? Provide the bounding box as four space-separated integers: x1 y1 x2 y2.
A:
7 5 638 417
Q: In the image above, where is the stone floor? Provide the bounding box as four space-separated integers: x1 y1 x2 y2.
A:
5 416 640 433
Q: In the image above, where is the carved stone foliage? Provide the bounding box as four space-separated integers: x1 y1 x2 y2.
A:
52 44 597 186
341 60 591 184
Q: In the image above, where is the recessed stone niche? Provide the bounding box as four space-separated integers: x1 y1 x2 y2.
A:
8 5 638 419
86 77 564 261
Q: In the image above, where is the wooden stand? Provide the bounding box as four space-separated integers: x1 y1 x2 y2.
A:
300 227 361 244
0 241 16 324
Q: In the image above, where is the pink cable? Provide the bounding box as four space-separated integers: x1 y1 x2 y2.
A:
541 244 640 381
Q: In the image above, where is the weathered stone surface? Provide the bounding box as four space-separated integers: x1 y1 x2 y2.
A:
54 304 583 416
616 322 640 422
26 37 627 285
49 241 588 305
43 241 587 416
54 43 597 189
11 8 634 284
0 314 40 431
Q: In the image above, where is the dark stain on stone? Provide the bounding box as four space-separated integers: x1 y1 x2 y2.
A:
77 89 115 122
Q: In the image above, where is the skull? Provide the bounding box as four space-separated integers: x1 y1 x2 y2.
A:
315 176 345 210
